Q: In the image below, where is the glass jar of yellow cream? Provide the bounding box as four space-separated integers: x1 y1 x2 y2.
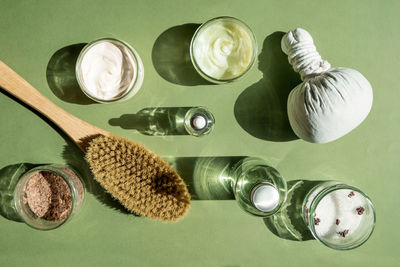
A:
190 16 257 83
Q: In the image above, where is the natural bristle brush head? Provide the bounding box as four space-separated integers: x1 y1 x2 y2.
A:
85 135 191 222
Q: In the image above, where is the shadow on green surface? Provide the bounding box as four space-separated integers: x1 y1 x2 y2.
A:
0 163 40 222
62 142 133 215
46 43 95 105
263 180 325 241
234 31 301 142
109 107 192 136
166 156 246 200
152 23 212 86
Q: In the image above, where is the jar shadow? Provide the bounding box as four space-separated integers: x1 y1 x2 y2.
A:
263 180 326 241
152 23 213 86
46 43 96 105
234 32 301 142
0 163 40 222
109 107 192 136
165 156 246 200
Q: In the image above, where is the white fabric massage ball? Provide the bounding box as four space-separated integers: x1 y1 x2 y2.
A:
281 28 373 143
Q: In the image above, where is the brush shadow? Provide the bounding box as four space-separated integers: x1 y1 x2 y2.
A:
0 163 40 222
62 142 133 215
166 156 246 200
263 180 326 241
234 31 301 142
46 43 95 105
109 107 192 136
152 23 212 86
0 88 68 139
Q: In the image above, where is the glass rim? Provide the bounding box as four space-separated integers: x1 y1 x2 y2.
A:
189 16 258 84
14 165 84 231
75 37 142 103
307 183 376 250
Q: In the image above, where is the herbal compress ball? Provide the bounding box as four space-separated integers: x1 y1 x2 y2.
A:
281 28 373 143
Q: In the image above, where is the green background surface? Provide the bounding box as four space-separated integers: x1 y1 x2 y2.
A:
0 0 399 266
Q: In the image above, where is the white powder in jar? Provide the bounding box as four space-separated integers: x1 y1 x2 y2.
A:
313 189 365 239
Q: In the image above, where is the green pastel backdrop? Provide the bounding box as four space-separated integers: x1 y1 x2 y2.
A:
0 0 398 266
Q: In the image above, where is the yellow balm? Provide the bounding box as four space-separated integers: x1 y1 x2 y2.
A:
190 17 257 83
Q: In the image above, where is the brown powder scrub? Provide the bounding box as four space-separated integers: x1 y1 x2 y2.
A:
23 171 72 221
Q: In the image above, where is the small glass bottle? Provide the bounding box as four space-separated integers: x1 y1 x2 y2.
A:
111 106 215 137
229 157 287 216
14 165 85 230
192 156 287 216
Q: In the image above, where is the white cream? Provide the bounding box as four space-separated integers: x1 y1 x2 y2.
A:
79 41 137 101
192 19 254 80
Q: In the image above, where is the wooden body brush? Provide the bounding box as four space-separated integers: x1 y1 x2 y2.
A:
0 61 190 222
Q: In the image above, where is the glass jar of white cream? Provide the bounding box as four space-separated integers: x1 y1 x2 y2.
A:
76 38 144 103
190 17 257 83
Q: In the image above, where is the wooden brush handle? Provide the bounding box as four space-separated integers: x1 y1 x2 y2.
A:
0 60 109 149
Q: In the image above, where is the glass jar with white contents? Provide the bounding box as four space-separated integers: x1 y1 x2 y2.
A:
76 38 144 103
303 182 376 250
190 16 257 83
